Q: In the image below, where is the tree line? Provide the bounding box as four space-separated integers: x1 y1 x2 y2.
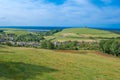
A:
99 39 120 56
40 39 120 57
40 40 99 50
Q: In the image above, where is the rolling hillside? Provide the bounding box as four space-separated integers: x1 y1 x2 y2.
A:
0 46 120 80
46 28 120 42
0 29 33 36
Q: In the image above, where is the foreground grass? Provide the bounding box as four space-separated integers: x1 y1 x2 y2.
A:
0 46 120 80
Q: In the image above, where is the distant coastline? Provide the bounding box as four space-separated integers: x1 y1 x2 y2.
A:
0 26 120 32
0 26 72 31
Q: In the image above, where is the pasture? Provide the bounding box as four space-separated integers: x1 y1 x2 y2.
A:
0 46 120 80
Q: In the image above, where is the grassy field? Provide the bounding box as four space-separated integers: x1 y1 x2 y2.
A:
46 28 120 42
1 28 120 42
0 46 120 80
0 28 33 36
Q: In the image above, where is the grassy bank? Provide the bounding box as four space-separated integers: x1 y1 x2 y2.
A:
46 28 120 42
0 46 120 80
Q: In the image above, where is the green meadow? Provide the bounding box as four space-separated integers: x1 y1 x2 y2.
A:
0 28 33 36
0 46 120 80
46 28 120 42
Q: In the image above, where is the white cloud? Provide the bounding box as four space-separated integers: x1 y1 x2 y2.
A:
0 0 120 26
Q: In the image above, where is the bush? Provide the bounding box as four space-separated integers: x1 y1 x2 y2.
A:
99 39 120 56
40 40 54 49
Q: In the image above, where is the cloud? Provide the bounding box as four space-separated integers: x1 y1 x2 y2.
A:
44 0 66 5
0 0 120 27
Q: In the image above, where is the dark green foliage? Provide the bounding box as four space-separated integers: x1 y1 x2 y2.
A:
0 30 4 33
40 40 54 49
40 40 99 50
6 42 13 46
15 33 44 42
99 39 120 56
7 33 17 37
79 42 99 50
36 30 61 36
55 41 79 50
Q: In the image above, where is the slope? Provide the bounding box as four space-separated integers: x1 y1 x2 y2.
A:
0 46 120 80
46 28 120 42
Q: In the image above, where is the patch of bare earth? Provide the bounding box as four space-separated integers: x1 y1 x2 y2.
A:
54 50 118 58
92 50 118 58
54 50 88 54
62 33 78 37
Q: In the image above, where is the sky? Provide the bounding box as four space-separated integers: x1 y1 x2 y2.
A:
0 0 120 28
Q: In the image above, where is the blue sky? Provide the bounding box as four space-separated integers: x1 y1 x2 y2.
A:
0 0 120 28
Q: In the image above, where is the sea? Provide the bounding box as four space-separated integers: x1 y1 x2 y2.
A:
0 26 120 32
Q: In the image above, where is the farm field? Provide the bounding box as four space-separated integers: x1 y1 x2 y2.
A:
46 28 120 42
1 28 120 42
0 46 120 80
0 28 33 36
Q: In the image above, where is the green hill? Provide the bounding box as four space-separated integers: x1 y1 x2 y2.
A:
46 28 120 42
56 28 112 34
0 28 33 36
0 46 120 80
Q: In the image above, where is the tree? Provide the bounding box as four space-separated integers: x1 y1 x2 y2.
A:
0 30 4 33
40 40 54 49
99 39 120 56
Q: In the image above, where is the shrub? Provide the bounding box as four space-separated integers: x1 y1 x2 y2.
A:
99 39 120 56
40 40 54 49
